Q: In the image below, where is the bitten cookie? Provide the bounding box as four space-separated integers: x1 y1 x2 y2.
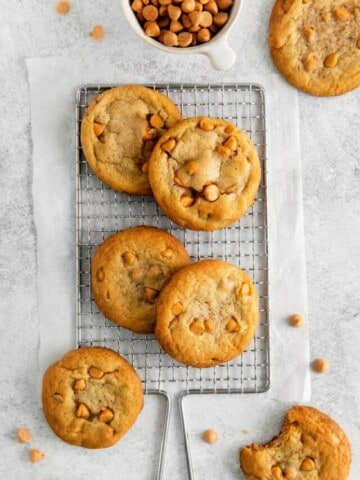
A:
42 347 143 449
81 85 182 195
155 259 259 367
92 226 191 334
269 0 360 96
148 117 261 231
240 405 352 480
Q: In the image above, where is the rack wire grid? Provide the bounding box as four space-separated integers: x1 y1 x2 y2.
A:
76 83 270 395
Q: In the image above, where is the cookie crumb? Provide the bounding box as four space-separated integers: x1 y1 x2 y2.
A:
242 427 250 434
312 358 329 373
202 429 218 444
56 0 71 15
17 427 31 443
288 313 304 327
89 25 105 41
28 449 45 463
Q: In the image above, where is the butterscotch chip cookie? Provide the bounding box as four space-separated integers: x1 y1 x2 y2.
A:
42 347 143 449
81 85 182 195
148 117 261 231
155 259 259 367
240 405 351 480
92 226 191 334
269 0 360 96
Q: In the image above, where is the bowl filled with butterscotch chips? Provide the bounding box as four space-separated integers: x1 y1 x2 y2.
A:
121 0 242 70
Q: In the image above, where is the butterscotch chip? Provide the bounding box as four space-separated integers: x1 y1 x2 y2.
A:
148 117 261 231
178 31 193 46
213 11 228 26
42 347 143 448
92 227 190 333
73 378 87 391
155 259 259 367
240 406 351 480
28 449 45 463
202 429 219 443
143 4 159 20
88 366 104 379
312 357 329 373
269 0 360 96
17 428 31 443
288 313 304 327
56 0 71 15
81 86 182 195
168 4 182 19
89 25 105 41
145 21 161 36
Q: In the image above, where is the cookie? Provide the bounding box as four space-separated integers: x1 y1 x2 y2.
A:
240 405 352 480
148 117 261 231
42 347 143 449
80 85 182 195
155 259 259 367
92 226 191 334
269 0 360 96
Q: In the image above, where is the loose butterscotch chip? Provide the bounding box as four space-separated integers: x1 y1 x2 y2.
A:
288 313 304 327
28 449 45 463
56 0 71 15
178 31 193 46
17 428 31 444
89 25 105 41
143 4 159 21
168 4 182 20
145 21 161 37
202 429 218 443
88 366 104 379
213 11 228 26
312 358 329 373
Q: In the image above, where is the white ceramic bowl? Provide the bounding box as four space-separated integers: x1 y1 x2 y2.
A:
121 0 242 70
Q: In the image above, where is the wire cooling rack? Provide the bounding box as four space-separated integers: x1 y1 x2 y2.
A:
75 83 270 395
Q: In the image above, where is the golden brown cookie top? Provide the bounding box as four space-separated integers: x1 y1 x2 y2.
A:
91 226 191 334
42 347 143 449
80 85 182 195
155 259 259 367
269 0 360 96
240 405 352 480
148 117 261 231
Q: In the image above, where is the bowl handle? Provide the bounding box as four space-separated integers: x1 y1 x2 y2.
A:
203 37 236 71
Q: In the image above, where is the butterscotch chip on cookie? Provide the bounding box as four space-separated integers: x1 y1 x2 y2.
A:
148 117 261 231
81 85 182 195
240 405 351 480
42 347 143 449
155 259 259 367
269 0 360 96
92 226 190 334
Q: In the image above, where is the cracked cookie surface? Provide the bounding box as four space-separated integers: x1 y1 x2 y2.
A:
269 0 360 96
155 259 259 367
42 347 143 449
240 405 351 480
80 85 182 195
148 117 261 231
92 226 191 334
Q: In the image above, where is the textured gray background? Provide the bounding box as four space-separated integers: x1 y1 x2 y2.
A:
0 0 359 478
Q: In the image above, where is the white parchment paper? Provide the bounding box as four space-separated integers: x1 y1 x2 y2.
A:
27 56 310 479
